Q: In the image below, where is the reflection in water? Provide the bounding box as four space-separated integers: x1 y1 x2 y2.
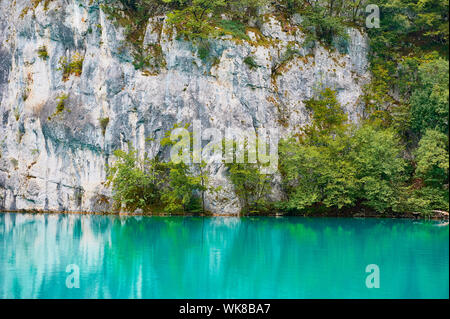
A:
0 213 448 299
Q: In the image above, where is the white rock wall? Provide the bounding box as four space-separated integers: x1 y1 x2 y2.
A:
0 0 370 214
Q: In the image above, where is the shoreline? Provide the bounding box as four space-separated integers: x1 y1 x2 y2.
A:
1 209 448 220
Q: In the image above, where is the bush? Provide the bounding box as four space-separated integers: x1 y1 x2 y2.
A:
244 56 259 69
227 161 272 214
58 53 84 81
279 89 407 214
55 94 68 114
415 130 449 186
410 58 449 137
217 19 250 41
197 43 211 61
99 117 110 136
349 126 406 213
107 126 213 214
106 145 161 212
37 45 49 60
299 3 349 47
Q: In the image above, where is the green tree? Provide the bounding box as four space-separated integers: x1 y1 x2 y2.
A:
159 161 204 213
304 87 348 142
159 124 213 213
300 3 349 47
280 88 408 214
400 129 450 214
410 58 449 136
279 89 357 212
279 135 357 212
349 125 406 212
415 130 449 187
227 161 272 214
106 144 160 212
164 0 226 40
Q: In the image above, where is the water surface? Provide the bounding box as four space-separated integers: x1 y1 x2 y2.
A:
0 213 448 298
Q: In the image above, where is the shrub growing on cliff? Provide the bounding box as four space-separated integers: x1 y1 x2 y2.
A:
217 19 250 40
37 45 49 60
299 3 349 47
58 53 84 81
158 161 205 213
55 94 68 113
164 0 264 41
47 94 69 121
99 117 110 136
244 56 259 70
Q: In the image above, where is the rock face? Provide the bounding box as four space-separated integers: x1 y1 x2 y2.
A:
0 0 370 214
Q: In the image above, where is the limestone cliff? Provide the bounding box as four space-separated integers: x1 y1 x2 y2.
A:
0 0 370 214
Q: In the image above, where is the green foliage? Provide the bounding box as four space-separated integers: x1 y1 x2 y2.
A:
279 89 407 214
272 44 303 77
159 161 205 213
164 0 226 40
102 1 159 72
55 94 68 114
217 20 250 41
403 186 449 215
160 124 213 213
279 134 357 212
279 0 304 15
227 161 272 214
99 117 110 136
58 53 84 81
299 3 349 47
280 124 407 214
37 45 49 60
304 88 348 140
99 1 449 216
363 0 449 132
106 145 161 212
197 42 211 61
359 0 449 217
399 129 450 214
415 130 449 187
349 126 406 212
243 55 260 69
107 125 213 214
227 0 268 20
47 94 69 121
131 44 167 71
410 58 449 136
368 0 449 58
164 0 261 41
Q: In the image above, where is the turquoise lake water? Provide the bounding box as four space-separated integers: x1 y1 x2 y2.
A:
0 213 448 299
